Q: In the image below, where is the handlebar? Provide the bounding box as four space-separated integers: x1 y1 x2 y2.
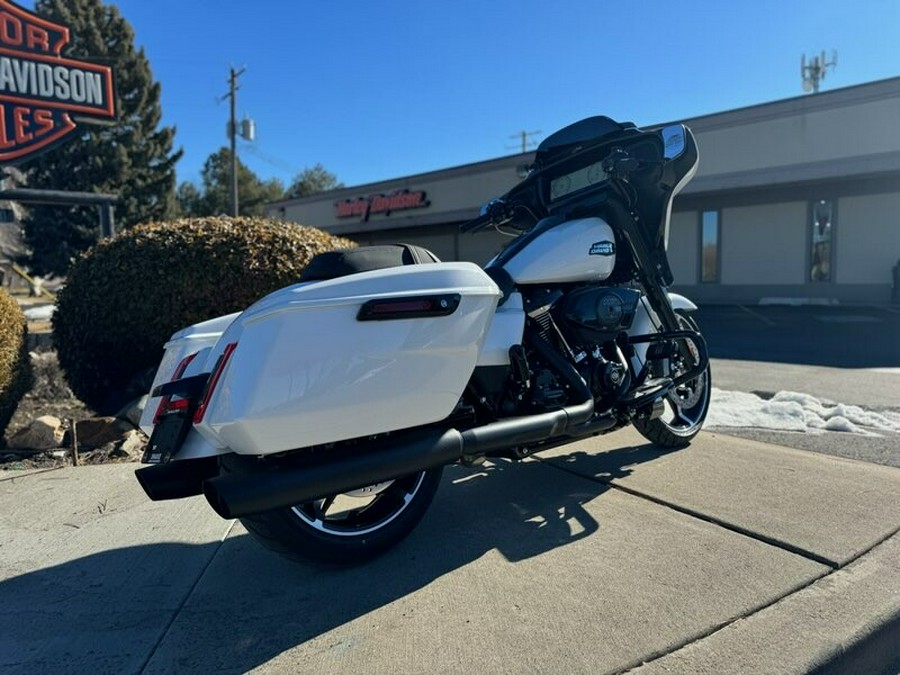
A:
460 198 513 233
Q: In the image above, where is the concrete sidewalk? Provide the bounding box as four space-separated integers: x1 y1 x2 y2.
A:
1 428 898 674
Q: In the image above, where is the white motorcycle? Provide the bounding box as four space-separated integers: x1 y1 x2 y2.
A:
136 116 710 564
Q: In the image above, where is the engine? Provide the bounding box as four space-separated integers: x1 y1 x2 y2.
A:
561 286 642 342
518 286 640 412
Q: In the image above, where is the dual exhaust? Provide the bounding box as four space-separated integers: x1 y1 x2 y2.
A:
137 388 608 520
137 336 620 520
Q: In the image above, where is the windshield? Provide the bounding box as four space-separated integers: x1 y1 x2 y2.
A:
535 116 633 165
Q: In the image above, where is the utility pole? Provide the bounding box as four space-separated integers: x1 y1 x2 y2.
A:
224 67 245 216
508 130 541 153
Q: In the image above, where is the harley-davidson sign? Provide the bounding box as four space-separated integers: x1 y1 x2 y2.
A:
336 190 429 221
0 0 116 163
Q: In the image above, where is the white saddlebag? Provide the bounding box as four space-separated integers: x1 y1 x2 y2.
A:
194 262 500 455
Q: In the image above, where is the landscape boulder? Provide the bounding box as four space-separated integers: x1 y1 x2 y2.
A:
6 415 64 450
74 416 132 450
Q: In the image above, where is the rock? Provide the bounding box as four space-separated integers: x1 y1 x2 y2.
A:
116 430 147 460
74 417 131 450
6 415 65 450
115 395 149 429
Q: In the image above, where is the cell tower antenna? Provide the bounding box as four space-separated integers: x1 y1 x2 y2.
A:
801 50 837 94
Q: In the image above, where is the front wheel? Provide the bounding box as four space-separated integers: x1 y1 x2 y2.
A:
221 455 443 565
633 313 711 448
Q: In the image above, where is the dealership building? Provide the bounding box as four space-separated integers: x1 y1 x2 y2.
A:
266 77 900 305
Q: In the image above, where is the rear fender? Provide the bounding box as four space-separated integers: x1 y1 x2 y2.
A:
139 312 240 436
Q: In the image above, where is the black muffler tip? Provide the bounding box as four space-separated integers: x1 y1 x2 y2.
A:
135 457 219 501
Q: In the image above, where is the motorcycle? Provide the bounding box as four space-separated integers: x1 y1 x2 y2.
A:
135 116 711 564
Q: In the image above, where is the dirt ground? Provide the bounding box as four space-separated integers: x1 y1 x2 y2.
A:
2 350 143 471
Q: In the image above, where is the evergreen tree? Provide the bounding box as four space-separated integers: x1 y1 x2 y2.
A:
287 164 344 198
21 0 182 275
176 148 285 217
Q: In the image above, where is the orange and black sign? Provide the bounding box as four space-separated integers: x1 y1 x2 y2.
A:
336 190 429 221
0 0 116 163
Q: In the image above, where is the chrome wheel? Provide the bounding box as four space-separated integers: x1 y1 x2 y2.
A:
634 313 711 448
291 473 427 537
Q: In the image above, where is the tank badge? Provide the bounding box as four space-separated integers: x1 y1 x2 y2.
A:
589 241 615 256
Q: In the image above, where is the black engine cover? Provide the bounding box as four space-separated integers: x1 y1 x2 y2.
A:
561 287 642 342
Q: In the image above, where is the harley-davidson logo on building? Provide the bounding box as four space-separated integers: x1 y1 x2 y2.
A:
0 0 116 163
336 190 429 221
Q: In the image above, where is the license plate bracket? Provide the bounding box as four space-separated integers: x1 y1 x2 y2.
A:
143 412 193 464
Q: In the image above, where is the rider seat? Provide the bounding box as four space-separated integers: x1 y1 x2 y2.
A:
300 244 441 282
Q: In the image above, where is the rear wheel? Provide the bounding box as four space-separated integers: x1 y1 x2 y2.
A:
221 455 443 565
634 313 711 448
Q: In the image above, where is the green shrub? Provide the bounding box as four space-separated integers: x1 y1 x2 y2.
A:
0 288 31 441
53 216 356 414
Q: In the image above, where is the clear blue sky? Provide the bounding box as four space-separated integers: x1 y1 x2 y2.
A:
26 0 900 190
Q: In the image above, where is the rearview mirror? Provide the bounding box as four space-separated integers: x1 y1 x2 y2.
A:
661 125 686 160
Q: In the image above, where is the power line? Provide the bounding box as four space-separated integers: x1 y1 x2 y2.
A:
240 142 301 177
507 129 541 153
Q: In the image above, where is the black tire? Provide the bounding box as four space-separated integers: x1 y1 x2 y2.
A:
220 454 443 565
633 313 711 448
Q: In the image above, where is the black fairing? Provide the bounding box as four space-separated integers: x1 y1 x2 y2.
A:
484 118 698 297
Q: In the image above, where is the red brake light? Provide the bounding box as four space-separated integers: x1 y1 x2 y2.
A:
152 352 199 425
193 342 237 424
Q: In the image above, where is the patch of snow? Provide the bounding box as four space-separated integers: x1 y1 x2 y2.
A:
23 304 55 322
706 388 900 437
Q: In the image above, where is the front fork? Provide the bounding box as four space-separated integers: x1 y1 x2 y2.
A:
621 294 708 411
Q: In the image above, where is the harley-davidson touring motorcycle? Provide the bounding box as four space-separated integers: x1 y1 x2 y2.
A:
136 116 710 564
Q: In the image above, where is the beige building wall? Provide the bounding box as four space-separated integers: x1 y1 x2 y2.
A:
267 78 900 304
274 159 527 234
720 203 807 285
692 95 900 178
459 229 515 266
837 192 900 284
668 210 698 285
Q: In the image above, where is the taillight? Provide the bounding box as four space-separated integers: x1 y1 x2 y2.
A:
193 342 237 424
152 352 199 425
357 293 460 321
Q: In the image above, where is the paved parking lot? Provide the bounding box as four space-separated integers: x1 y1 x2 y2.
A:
1 302 898 673
693 303 900 470
1 429 899 674
694 304 900 368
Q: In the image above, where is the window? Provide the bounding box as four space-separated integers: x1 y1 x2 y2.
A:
809 200 834 282
700 210 720 283
0 208 13 223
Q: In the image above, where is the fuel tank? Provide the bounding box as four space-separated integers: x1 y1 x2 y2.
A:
502 217 617 284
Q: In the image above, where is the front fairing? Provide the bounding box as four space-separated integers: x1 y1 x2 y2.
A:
494 120 699 287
